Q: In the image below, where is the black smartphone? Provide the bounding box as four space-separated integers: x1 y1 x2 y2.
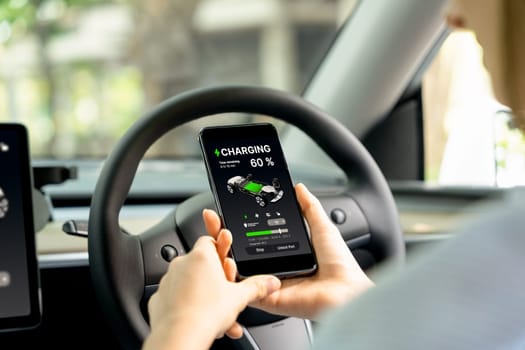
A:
0 123 41 331
199 123 317 279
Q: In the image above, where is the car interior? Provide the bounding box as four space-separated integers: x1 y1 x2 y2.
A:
0 0 517 349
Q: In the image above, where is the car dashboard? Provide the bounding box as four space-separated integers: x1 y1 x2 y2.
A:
0 159 505 349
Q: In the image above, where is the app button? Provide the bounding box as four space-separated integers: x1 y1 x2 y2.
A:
267 218 286 226
246 241 299 255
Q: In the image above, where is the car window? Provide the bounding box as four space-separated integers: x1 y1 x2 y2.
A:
0 0 358 161
422 29 525 187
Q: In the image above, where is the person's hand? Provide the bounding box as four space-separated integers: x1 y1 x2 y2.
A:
252 183 374 319
204 182 373 321
143 232 281 350
205 183 373 321
201 209 249 338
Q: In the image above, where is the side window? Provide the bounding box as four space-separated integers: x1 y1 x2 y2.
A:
422 30 525 187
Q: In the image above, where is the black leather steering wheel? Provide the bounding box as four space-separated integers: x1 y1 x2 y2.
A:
88 85 405 349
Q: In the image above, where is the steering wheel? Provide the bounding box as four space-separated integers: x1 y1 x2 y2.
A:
88 85 405 349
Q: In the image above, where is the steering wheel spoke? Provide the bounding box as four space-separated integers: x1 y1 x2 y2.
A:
139 208 187 286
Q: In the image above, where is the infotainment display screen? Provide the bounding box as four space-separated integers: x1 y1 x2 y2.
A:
0 123 41 331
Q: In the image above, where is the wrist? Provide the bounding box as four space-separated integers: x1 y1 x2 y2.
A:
315 276 374 320
143 315 217 350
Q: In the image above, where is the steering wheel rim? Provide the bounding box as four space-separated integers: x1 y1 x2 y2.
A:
88 85 405 349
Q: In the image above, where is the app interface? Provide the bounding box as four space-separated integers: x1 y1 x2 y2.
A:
202 126 313 263
0 129 33 319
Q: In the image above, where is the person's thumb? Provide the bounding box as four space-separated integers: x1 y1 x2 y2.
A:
237 275 281 307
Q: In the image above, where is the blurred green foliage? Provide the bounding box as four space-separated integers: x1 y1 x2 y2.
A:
1 0 108 44
0 0 140 158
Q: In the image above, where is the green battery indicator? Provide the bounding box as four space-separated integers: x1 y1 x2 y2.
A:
246 228 289 237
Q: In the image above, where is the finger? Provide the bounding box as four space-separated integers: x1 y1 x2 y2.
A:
225 322 244 339
216 229 233 261
191 235 219 257
237 275 281 307
295 183 357 265
223 257 237 282
203 208 222 239
295 183 335 234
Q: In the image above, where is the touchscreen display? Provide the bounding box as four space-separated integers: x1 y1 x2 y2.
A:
200 124 315 266
0 124 40 330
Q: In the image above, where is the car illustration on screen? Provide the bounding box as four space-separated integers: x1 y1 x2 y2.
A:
226 174 284 207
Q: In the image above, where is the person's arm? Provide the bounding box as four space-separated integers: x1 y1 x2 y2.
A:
142 235 280 350
312 190 525 350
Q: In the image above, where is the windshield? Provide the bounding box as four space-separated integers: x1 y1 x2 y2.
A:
0 0 356 160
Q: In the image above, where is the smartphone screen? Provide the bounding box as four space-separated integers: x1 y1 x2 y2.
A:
0 123 41 331
199 123 317 279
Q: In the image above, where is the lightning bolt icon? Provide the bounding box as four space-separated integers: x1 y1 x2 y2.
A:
214 148 220 157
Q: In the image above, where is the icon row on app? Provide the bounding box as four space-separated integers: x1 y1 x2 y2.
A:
243 211 281 220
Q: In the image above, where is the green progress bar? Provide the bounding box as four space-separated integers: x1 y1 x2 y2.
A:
246 230 273 237
246 228 289 237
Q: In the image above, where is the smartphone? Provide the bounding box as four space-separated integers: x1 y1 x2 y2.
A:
199 123 317 279
0 123 41 331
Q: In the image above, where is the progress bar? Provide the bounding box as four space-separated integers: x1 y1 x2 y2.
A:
246 228 289 237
